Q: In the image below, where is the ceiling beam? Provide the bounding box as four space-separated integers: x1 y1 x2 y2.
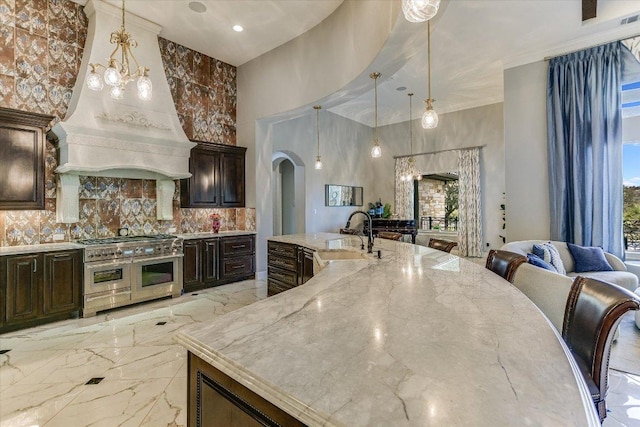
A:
582 0 597 21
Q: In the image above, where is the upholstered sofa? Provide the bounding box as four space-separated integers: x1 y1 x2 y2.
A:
500 240 639 332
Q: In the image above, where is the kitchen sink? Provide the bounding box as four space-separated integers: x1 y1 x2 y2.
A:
315 250 370 261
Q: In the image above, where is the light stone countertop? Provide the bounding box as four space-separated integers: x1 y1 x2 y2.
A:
177 231 256 240
0 242 84 256
175 233 599 426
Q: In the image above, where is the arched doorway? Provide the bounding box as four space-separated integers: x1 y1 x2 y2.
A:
272 151 306 236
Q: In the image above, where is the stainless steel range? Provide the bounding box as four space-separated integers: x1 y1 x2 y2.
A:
78 234 183 317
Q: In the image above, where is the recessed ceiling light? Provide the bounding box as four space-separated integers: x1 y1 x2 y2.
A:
396 86 407 91
188 2 207 13
233 25 244 32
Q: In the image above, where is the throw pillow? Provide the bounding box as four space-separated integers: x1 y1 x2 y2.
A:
567 243 614 273
526 253 557 272
532 242 566 275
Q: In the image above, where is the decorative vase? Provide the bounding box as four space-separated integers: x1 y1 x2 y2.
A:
211 218 221 233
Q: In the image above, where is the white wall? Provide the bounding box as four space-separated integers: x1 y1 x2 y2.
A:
376 103 506 250
270 111 377 234
504 60 551 242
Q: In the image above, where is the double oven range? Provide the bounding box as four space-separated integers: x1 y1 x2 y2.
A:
78 234 184 317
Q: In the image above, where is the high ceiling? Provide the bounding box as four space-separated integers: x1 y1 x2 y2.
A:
75 0 640 126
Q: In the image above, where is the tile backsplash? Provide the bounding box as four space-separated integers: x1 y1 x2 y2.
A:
0 0 250 247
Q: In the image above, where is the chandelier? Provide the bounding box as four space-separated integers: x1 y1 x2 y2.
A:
400 93 422 182
86 0 152 100
402 0 441 23
422 20 438 129
314 105 323 170
370 72 382 158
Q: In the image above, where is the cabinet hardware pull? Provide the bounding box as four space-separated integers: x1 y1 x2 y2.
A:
231 245 245 249
232 265 245 269
33 259 37 272
53 254 68 258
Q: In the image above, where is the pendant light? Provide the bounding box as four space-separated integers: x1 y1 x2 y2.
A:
314 105 323 170
370 72 382 158
422 20 438 129
401 93 422 182
402 0 441 23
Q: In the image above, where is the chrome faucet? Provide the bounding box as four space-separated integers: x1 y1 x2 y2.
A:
345 210 374 253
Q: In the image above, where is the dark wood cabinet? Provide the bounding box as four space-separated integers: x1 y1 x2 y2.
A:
188 352 306 427
0 108 54 210
183 235 255 293
267 241 314 296
5 254 40 325
181 142 246 208
43 251 82 316
1 249 82 333
203 239 219 283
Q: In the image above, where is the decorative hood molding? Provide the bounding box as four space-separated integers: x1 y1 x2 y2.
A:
51 0 195 181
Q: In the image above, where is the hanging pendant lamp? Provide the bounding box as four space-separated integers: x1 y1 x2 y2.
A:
314 105 323 170
370 72 382 158
401 93 422 182
402 0 441 23
422 20 438 129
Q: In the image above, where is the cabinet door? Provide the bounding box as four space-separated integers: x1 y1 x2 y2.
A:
5 254 40 324
219 151 245 207
42 250 82 316
183 240 203 291
203 239 219 283
301 248 314 285
181 149 219 208
0 109 52 210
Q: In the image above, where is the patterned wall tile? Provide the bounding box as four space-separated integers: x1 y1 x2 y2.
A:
121 179 142 198
245 208 256 231
142 179 155 199
0 0 15 27
70 198 97 240
14 28 47 80
78 175 96 199
175 44 193 82
0 210 5 245
96 177 120 200
96 199 119 237
236 208 246 231
0 72 14 107
40 199 67 242
44 139 57 198
193 51 209 86
0 25 14 76
14 75 47 113
5 209 40 245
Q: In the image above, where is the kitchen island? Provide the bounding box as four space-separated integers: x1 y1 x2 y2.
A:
175 233 599 426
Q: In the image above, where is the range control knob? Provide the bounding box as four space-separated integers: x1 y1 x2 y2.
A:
116 249 122 256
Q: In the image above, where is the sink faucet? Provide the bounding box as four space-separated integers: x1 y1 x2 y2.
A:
345 210 374 253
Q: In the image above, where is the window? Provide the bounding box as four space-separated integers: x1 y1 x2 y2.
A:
622 81 640 257
414 173 458 231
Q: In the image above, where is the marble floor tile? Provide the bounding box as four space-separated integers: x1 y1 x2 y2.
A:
139 374 187 427
0 382 84 427
603 371 640 427
103 345 186 380
610 313 640 375
0 349 66 386
44 378 172 427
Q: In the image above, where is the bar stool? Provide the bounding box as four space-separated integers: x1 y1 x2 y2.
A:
484 249 527 283
427 238 458 253
562 276 640 422
378 231 402 241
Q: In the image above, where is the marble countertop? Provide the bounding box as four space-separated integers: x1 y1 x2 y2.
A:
175 233 599 426
177 231 256 240
0 242 84 256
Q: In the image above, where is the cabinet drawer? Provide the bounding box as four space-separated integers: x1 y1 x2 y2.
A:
220 255 255 279
220 236 254 257
267 266 297 286
267 254 297 271
268 241 296 258
267 278 294 296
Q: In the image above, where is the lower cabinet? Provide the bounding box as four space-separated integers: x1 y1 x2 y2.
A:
183 235 255 293
1 249 82 333
188 352 306 427
267 241 314 296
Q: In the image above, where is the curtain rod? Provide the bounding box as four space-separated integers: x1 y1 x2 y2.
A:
393 144 485 160
544 32 640 61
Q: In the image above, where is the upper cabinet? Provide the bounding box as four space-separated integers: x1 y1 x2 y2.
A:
181 142 246 208
0 108 54 210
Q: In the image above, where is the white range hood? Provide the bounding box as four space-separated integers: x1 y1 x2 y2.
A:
52 0 195 222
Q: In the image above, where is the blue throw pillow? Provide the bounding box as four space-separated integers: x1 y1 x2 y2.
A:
532 242 566 275
527 253 557 272
567 243 613 273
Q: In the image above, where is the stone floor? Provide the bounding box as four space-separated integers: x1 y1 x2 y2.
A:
0 279 638 427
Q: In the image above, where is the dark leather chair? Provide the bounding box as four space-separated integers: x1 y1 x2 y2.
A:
427 238 458 253
484 249 527 283
562 276 640 421
378 231 403 241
